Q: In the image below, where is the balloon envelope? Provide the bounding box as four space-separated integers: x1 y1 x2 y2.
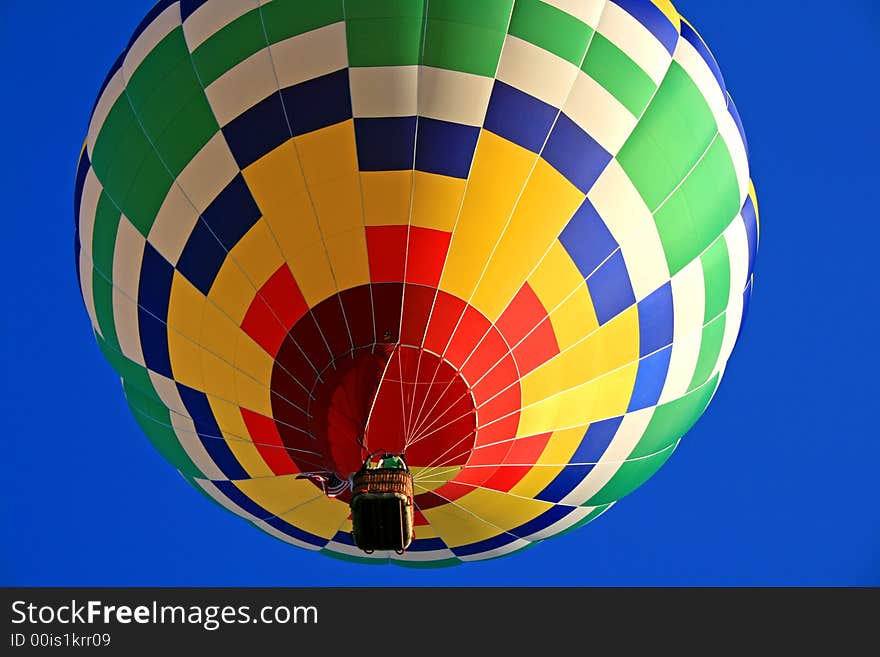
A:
74 0 759 566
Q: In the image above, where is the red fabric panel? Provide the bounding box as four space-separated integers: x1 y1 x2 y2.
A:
399 285 434 346
481 432 552 492
512 316 560 375
475 413 520 445
423 292 466 355
470 353 519 405
338 285 375 349
366 225 407 283
445 305 490 365
370 282 403 343
460 327 509 388
311 295 352 360
496 283 548 347
405 227 451 287
289 313 333 374
241 265 308 356
241 408 301 475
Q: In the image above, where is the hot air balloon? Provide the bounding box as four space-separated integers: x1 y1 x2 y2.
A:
74 0 759 566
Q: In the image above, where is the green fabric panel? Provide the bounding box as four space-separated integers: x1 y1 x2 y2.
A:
90 193 122 346
191 9 266 87
652 136 740 275
123 379 204 478
261 0 344 43
322 550 387 565
90 97 152 204
137 58 205 141
90 191 122 282
152 94 219 178
582 32 656 116
508 0 592 66
92 276 118 352
557 503 612 536
345 0 426 67
584 372 720 505
126 28 191 111
689 314 726 392
95 333 156 400
422 0 514 77
688 137 741 255
585 443 677 505
632 372 719 460
344 0 424 19
394 557 463 569
617 61 717 211
701 237 731 322
118 153 174 237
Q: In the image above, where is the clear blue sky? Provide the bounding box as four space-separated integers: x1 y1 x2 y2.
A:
2 0 878 586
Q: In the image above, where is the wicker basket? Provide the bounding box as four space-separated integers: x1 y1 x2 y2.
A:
350 467 415 554
352 468 414 498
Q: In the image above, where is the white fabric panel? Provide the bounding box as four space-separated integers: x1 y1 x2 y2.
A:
563 71 636 154
419 66 494 126
112 217 147 365
183 0 261 50
589 159 670 301
349 66 418 117
123 2 182 81
659 258 705 403
497 35 580 109
559 407 654 505
271 22 348 88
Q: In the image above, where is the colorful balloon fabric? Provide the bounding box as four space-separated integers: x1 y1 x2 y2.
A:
74 0 759 566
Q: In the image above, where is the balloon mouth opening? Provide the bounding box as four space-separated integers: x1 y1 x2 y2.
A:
313 344 477 480
268 285 479 502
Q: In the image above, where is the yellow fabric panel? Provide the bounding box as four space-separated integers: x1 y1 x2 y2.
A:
508 426 585 498
208 395 274 478
277 495 353 540
408 517 440 540
521 304 639 396
294 120 369 295
526 240 586 311
295 120 358 185
411 171 466 232
653 0 681 30
420 498 505 547
243 140 337 306
308 173 364 239
452 487 554 532
440 131 535 299
411 465 462 492
546 283 599 351
242 139 310 214
199 349 237 403
471 159 585 321
226 220 286 292
208 261 258 326
322 229 371 291
517 362 639 437
308 181 370 291
167 272 207 390
233 332 274 415
235 474 332 519
198 299 240 365
197 302 240 402
420 487 550 546
281 238 338 308
361 170 412 226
